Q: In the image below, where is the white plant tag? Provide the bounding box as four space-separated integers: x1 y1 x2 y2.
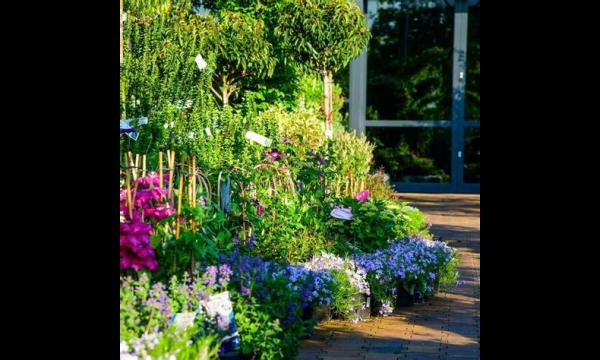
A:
205 128 212 137
195 54 208 71
172 312 196 330
331 206 353 221
120 119 134 130
245 131 272 147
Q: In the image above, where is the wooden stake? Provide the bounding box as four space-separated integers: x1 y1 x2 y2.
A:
175 160 185 239
158 151 164 188
126 168 133 220
167 150 175 201
134 154 140 179
192 156 197 207
142 154 147 178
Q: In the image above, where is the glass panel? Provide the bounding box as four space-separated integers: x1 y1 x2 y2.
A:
366 0 453 121
367 127 451 183
464 127 480 183
466 2 480 120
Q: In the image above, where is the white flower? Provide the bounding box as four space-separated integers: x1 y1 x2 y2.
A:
195 54 208 71
120 341 129 353
188 131 195 139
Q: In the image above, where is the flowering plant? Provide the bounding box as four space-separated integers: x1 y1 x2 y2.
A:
303 252 370 296
120 173 175 272
354 235 458 305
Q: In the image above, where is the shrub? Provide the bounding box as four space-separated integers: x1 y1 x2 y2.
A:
324 132 374 198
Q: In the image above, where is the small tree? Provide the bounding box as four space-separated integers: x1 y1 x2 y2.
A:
203 11 277 106
276 0 370 134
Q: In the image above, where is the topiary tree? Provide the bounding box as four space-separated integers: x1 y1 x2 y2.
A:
276 0 370 135
202 10 277 106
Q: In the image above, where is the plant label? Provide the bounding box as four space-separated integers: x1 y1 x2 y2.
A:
245 131 272 147
195 54 208 71
205 128 212 137
172 312 196 330
199 291 241 352
331 206 353 221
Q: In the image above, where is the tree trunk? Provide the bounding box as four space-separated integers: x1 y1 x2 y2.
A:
323 70 333 136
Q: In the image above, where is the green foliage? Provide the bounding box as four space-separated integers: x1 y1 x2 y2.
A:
329 270 362 319
365 168 396 201
151 201 234 281
233 296 286 359
324 131 374 198
398 204 429 236
145 326 220 360
122 0 217 153
297 74 347 128
276 0 371 75
260 105 325 151
203 10 277 105
326 198 407 252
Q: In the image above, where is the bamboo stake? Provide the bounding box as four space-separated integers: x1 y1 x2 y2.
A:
142 154 147 178
125 168 133 220
167 150 175 201
191 156 197 207
175 160 185 239
158 151 164 188
135 154 140 179
188 161 193 207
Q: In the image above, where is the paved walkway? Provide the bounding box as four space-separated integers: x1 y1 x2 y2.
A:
298 194 480 360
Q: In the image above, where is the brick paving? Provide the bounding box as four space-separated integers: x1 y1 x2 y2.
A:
298 194 480 360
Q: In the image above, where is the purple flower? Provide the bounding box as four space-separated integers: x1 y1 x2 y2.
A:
264 148 284 162
204 266 218 287
247 233 256 249
219 264 232 285
280 136 292 144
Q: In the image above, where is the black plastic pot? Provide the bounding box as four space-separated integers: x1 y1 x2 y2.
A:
413 291 424 304
370 297 382 316
395 284 414 307
433 277 440 293
303 305 331 323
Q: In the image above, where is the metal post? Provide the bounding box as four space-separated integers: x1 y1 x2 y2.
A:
451 0 469 191
349 0 367 135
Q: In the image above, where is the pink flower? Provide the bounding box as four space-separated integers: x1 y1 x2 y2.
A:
120 219 158 272
355 189 370 203
143 204 175 221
